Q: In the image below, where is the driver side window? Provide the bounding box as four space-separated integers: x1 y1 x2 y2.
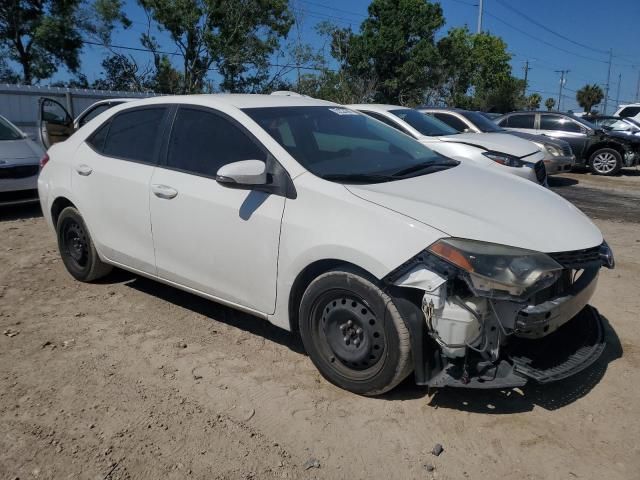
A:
166 107 267 178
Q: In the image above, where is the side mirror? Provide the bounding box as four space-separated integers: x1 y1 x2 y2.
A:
216 160 267 187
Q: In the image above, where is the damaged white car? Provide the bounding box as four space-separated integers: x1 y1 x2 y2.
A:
37 95 613 395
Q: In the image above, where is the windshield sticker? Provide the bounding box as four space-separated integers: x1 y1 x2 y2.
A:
329 108 358 116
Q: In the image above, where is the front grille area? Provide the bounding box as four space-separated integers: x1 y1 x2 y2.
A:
534 160 547 183
0 165 39 179
549 245 601 269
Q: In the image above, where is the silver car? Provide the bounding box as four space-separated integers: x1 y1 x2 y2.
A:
0 114 45 205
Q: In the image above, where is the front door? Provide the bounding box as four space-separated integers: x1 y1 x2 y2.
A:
149 106 285 314
72 106 169 274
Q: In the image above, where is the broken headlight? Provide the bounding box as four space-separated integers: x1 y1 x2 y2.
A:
428 238 563 300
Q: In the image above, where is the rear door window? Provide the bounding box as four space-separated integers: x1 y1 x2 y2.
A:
540 115 582 133
432 113 468 132
101 107 167 163
504 114 535 129
165 107 266 177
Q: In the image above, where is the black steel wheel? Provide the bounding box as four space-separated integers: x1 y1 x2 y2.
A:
299 267 412 395
56 206 112 282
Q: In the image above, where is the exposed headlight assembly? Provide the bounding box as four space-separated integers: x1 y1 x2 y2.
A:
482 151 525 168
428 238 563 300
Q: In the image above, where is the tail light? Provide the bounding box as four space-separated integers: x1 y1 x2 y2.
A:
40 153 50 168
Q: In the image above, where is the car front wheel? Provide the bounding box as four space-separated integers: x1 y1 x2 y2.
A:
299 267 413 395
589 148 622 175
56 206 112 282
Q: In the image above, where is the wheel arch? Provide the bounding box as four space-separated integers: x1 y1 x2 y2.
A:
287 259 377 332
51 196 77 227
585 141 625 159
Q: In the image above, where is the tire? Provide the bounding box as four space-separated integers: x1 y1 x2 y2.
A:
589 148 622 176
56 206 112 282
298 267 413 396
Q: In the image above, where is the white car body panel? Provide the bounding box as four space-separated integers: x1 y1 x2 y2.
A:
149 167 285 314
72 142 157 274
38 94 604 334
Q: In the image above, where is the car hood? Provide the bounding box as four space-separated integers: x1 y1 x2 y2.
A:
0 139 43 163
438 132 540 158
345 162 602 253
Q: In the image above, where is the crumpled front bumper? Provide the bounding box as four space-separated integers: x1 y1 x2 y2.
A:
403 265 605 389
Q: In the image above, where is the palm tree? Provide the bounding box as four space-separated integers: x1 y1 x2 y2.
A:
545 97 556 111
576 84 604 113
527 93 541 110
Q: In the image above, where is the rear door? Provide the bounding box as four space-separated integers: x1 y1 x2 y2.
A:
38 98 75 148
497 113 536 133
72 105 170 274
538 114 589 159
149 105 285 314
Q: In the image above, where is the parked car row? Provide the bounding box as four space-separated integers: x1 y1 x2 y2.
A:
33 93 613 395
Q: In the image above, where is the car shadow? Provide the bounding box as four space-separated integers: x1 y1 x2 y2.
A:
0 203 43 221
100 270 621 409
418 310 621 413
548 176 579 188
117 272 306 355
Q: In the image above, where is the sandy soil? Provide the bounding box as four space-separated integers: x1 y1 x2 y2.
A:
1 181 639 479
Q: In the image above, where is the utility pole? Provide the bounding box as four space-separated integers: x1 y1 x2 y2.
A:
635 68 640 102
522 60 532 96
477 0 484 34
555 70 569 112
615 73 622 111
603 48 612 114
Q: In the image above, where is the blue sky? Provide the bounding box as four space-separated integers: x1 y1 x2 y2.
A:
74 0 640 113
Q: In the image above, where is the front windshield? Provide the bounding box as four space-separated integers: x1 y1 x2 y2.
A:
389 108 459 136
460 111 503 133
0 116 23 141
243 106 457 183
606 119 639 132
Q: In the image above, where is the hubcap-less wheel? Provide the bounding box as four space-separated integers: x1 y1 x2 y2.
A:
313 291 387 376
592 152 618 174
62 219 89 269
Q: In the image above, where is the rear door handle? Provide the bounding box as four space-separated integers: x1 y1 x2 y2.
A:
151 184 178 199
75 164 93 176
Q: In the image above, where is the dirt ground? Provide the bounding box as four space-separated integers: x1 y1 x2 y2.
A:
1 172 640 480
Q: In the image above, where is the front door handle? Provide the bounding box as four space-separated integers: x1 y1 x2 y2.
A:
151 184 178 199
75 164 93 176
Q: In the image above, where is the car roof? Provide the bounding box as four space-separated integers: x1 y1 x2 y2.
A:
120 93 338 110
346 104 408 113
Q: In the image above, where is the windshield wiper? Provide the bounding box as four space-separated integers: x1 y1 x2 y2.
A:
321 173 396 184
391 160 458 178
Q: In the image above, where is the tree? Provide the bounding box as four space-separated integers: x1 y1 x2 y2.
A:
139 0 292 93
0 0 129 84
545 97 556 111
527 93 541 110
473 76 526 113
576 84 604 113
341 0 445 105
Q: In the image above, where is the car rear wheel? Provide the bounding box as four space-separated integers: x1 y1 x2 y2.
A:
589 148 622 175
56 206 112 282
298 267 413 395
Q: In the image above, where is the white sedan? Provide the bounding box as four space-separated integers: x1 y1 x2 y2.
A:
348 104 548 185
38 94 612 395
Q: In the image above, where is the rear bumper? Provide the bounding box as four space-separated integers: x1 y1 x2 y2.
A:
0 174 38 194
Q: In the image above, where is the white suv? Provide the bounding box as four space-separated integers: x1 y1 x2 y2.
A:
614 104 640 121
38 94 612 395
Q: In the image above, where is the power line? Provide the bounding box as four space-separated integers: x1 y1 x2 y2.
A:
494 0 608 55
298 0 366 20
